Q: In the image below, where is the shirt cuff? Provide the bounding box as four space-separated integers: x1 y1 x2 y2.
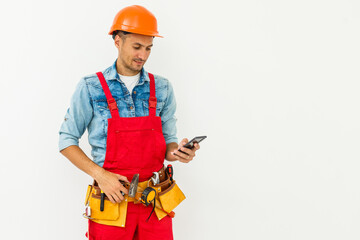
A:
59 137 79 152
165 137 178 145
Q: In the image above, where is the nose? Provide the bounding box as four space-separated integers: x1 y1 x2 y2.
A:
136 49 148 61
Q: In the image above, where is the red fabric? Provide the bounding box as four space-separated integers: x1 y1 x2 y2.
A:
88 203 173 240
87 72 171 239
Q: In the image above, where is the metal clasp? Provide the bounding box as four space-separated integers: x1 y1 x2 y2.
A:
82 203 94 219
151 172 160 185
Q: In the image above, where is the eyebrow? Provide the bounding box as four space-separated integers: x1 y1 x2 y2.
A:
133 43 153 48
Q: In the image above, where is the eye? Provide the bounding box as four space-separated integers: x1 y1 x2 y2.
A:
133 46 140 50
146 48 152 51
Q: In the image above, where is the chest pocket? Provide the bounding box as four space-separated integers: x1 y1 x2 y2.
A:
143 101 165 117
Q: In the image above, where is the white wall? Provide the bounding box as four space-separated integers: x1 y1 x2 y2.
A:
1 0 360 239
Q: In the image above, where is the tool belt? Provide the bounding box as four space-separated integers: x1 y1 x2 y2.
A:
83 166 186 228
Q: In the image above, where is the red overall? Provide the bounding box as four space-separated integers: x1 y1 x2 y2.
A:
87 72 173 240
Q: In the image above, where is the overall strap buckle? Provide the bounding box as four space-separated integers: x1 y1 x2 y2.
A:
107 98 118 112
149 97 157 108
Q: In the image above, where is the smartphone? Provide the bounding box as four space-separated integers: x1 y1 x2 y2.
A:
178 136 207 154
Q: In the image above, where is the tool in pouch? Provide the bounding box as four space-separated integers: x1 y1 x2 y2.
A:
129 174 139 197
141 172 162 221
151 171 160 185
166 164 173 182
100 190 105 211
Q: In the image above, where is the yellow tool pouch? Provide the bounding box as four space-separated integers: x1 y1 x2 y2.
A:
83 184 128 227
159 181 186 213
149 178 186 220
158 180 185 213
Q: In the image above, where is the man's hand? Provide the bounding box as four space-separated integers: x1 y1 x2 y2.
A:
170 138 201 163
95 168 130 204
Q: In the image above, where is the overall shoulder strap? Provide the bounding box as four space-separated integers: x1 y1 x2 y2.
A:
96 72 120 119
148 73 157 117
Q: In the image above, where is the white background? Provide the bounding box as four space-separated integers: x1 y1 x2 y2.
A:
0 0 359 239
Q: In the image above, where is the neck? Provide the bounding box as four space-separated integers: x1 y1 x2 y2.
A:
116 58 140 76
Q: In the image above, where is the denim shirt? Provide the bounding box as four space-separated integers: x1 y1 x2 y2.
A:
58 60 178 167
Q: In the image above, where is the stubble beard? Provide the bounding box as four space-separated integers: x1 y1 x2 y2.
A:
121 57 143 75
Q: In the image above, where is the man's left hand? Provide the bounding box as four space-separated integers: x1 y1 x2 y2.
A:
171 138 200 163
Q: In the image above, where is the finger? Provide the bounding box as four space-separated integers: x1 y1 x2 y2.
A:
118 183 129 195
112 190 124 202
173 151 194 162
116 174 130 183
171 152 191 163
113 181 128 196
172 151 188 160
173 150 192 160
171 152 181 161
178 147 195 157
179 138 188 148
105 192 117 204
194 143 200 150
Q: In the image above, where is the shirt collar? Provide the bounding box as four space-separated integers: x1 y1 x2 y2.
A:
104 59 150 85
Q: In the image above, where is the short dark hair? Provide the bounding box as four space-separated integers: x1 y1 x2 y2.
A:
112 30 131 40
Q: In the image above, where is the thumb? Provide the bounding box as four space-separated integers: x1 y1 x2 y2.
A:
179 138 188 148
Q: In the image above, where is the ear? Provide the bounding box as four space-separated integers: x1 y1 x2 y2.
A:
114 35 122 50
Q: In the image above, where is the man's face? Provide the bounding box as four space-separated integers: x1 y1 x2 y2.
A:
115 33 154 75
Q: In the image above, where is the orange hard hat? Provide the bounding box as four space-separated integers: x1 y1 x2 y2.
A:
109 5 162 37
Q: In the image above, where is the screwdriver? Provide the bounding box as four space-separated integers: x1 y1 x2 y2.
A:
166 164 173 182
100 190 105 211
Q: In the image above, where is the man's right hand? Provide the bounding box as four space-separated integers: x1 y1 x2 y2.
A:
95 168 130 204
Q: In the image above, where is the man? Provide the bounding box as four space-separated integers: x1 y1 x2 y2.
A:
58 5 200 240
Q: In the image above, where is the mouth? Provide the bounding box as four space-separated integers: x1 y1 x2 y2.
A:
133 60 144 65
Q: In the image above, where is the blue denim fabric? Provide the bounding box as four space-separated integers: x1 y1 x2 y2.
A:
58 60 178 167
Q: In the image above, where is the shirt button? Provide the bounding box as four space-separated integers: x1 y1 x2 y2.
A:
133 91 136 94
130 106 133 110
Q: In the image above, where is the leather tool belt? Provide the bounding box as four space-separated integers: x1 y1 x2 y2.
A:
83 166 186 228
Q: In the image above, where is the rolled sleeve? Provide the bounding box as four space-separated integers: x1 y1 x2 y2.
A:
58 78 93 151
160 80 178 144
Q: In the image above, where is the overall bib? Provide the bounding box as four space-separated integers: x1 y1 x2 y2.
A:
87 72 173 240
